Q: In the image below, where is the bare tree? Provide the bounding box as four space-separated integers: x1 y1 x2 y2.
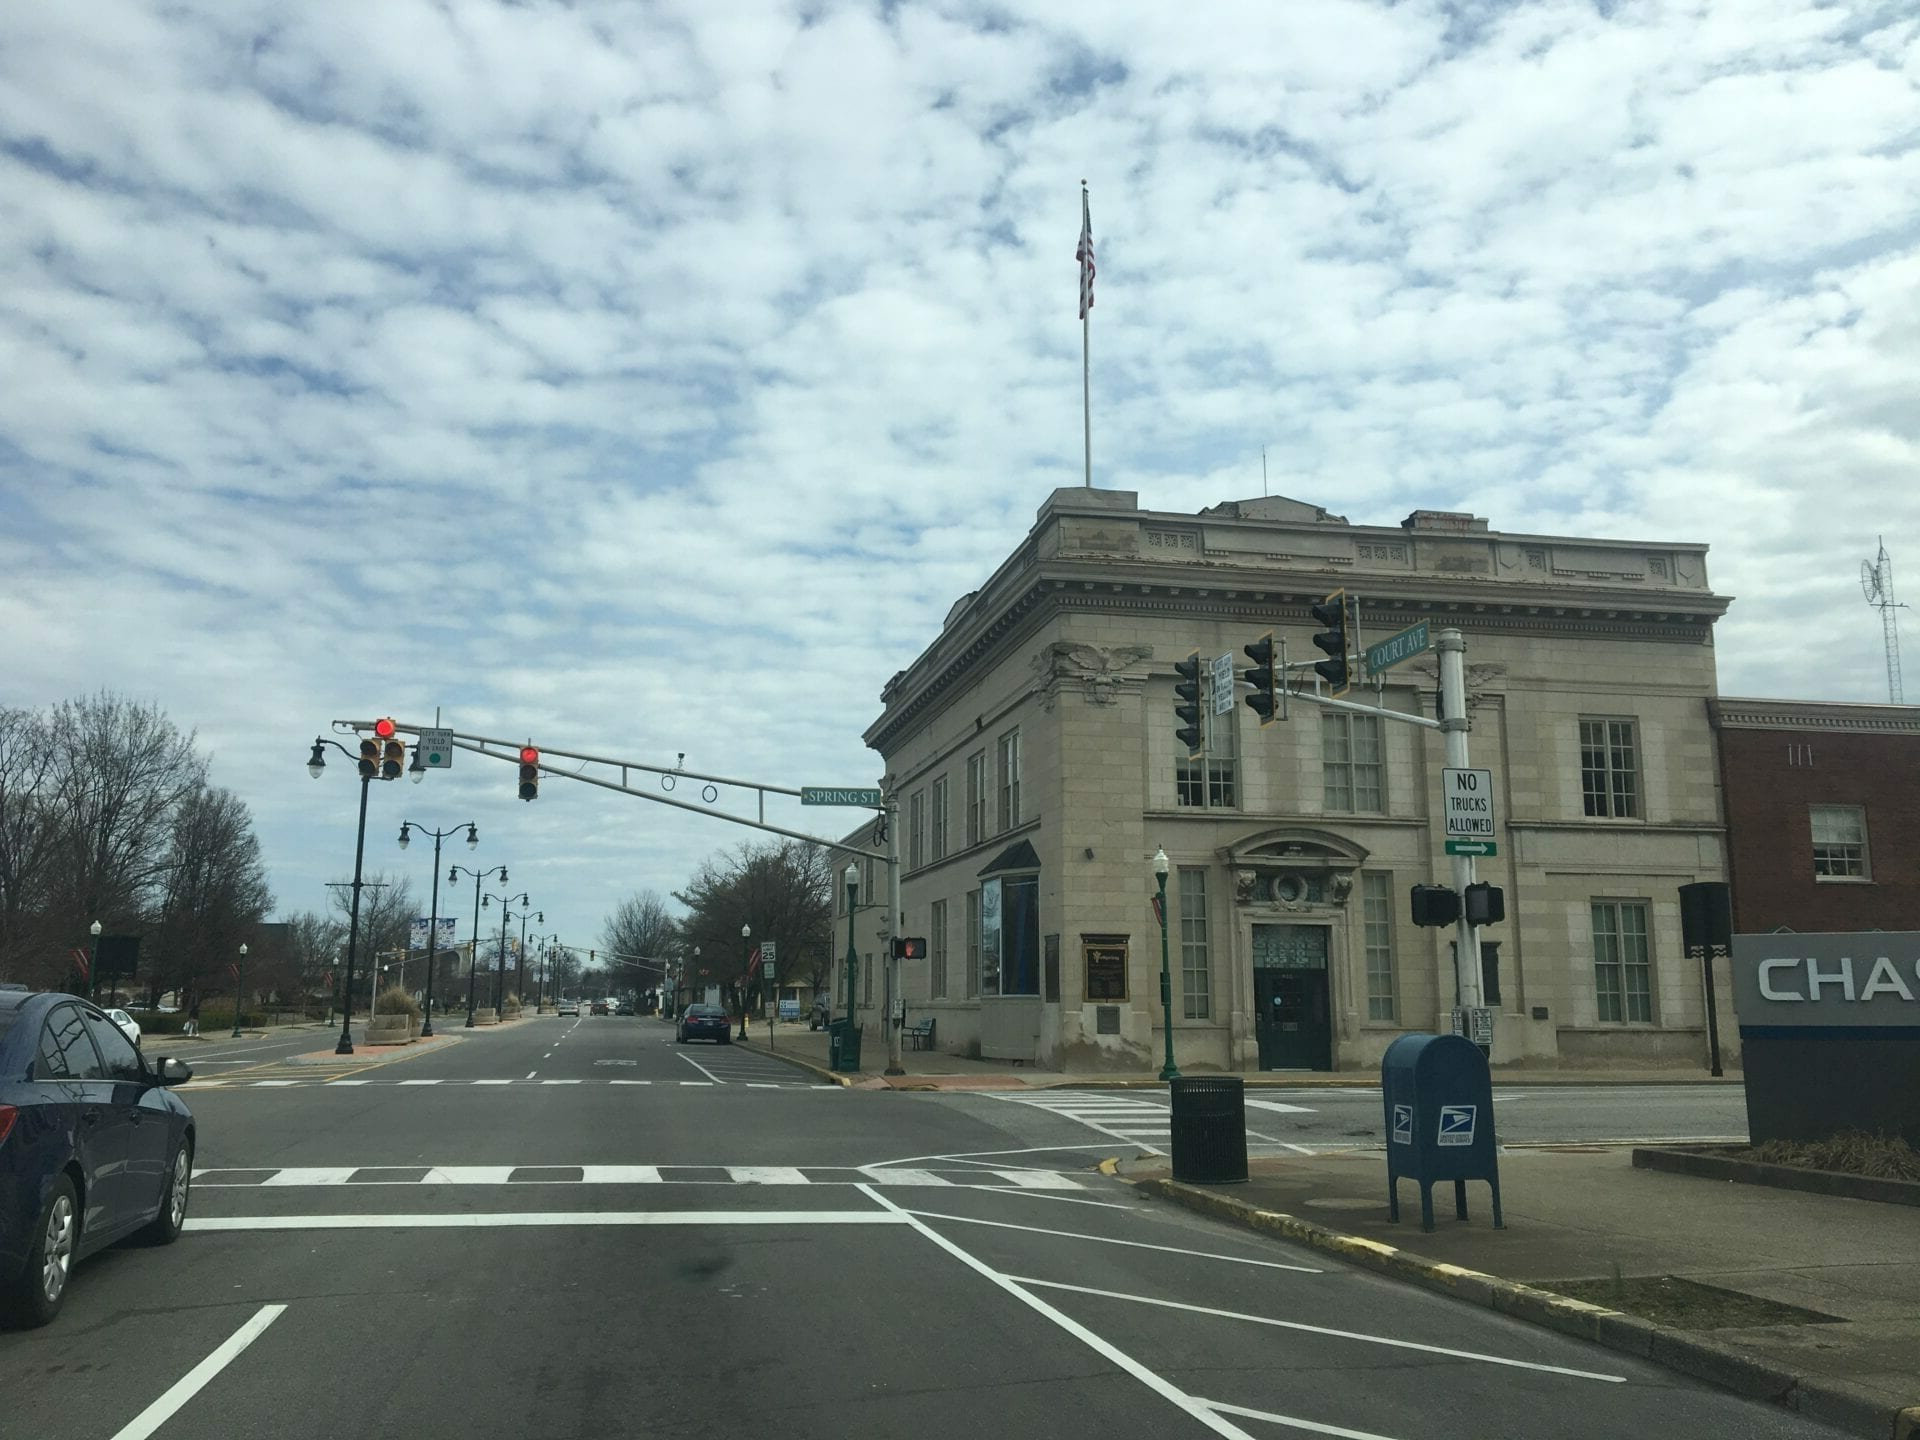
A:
327 870 417 998
675 839 833 1002
0 708 55 982
148 785 274 1006
601 891 679 993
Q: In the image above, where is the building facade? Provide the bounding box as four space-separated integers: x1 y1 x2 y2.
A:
836 488 1735 1072
1709 697 1920 934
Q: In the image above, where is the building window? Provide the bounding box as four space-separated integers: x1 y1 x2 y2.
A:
1176 676 1238 809
1592 900 1652 1023
965 751 986 847
997 729 1022 833
965 889 980 999
1362 873 1395 1022
908 790 926 871
931 777 949 861
1322 712 1384 813
1580 718 1639 818
930 899 948 999
1177 868 1210 1020
864 953 875 1006
1810 805 1869 880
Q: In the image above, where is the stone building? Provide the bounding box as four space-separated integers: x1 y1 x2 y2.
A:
835 487 1734 1073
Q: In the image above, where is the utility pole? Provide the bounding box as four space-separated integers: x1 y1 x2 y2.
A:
884 796 904 1077
1437 629 1486 1034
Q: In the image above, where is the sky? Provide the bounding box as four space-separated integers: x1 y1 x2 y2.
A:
2 0 1916 959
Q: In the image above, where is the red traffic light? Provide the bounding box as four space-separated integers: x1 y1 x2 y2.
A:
519 745 540 765
373 717 397 739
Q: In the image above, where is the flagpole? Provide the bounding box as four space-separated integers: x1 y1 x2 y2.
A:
1080 180 1092 488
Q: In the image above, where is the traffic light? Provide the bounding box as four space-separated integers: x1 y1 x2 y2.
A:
1463 882 1506 926
358 736 380 779
518 744 540 802
892 936 928 961
1242 632 1278 727
1173 650 1204 757
374 718 405 780
1310 590 1351 696
1409 884 1460 928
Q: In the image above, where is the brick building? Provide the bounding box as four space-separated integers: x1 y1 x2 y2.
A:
1708 698 1920 933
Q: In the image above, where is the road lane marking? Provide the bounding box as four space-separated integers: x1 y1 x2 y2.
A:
193 1165 1087 1190
541 1079 583 1085
680 1080 713 1086
858 1185 1258 1439
580 1166 662 1184
728 1167 810 1185
475 1079 510 1085
110 1303 287 1440
329 1080 368 1086
994 1170 1082 1190
1202 1400 1402 1439
399 1079 442 1086
863 1168 954 1187
186 1211 907 1231
902 1211 1323 1272
677 1053 728 1084
1005 1278 1626 1381
263 1168 355 1186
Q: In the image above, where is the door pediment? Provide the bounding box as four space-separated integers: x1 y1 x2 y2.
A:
1224 828 1369 910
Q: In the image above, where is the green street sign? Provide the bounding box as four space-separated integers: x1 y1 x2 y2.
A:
1365 620 1431 677
1445 839 1498 857
801 787 885 807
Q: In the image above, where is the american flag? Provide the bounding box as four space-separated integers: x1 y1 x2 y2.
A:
1076 188 1095 319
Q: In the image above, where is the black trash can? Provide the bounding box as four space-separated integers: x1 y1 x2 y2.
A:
1170 1075 1249 1184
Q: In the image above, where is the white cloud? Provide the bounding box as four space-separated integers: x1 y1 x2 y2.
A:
2 0 1916 946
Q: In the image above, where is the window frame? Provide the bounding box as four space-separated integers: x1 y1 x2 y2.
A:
997 729 1022 833
1579 717 1641 820
1591 898 1654 1024
1176 674 1239 810
965 889 981 999
1361 871 1396 1022
930 776 949 862
965 751 986 848
930 898 949 999
1321 710 1384 814
1809 804 1870 881
908 789 926 871
1177 867 1211 1020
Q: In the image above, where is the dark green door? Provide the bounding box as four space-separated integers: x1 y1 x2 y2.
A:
1252 925 1332 1071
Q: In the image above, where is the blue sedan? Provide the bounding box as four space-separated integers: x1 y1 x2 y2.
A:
0 990 196 1326
675 1004 733 1044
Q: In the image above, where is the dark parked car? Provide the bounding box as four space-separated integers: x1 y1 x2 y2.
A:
590 1000 610 1016
615 1001 635 1017
675 1004 732 1044
0 990 195 1326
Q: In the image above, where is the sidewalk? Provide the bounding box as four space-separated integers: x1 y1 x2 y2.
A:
731 1021 1743 1090
1126 1148 1920 1440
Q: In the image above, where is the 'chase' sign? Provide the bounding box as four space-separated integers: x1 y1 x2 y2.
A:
1732 933 1920 1032
1731 931 1920 1146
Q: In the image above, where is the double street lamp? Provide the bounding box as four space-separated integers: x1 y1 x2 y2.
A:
482 891 532 1014
449 862 509 1026
399 820 478 1038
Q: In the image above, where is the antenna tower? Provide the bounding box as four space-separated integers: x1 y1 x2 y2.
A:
1860 536 1907 704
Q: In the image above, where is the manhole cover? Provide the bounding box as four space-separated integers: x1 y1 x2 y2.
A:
1301 1197 1382 1212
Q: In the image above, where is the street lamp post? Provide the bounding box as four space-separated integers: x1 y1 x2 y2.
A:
1154 846 1180 1082
516 908 540 1007
738 923 751 1039
308 735 387 1055
400 820 477 1038
87 920 102 1003
449 863 509 1026
232 943 248 1038
842 864 860 1046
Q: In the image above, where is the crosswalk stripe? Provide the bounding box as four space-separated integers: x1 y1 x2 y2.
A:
864 1169 954 1187
728 1166 809 1185
190 1164 1085 1190
579 1166 662 1184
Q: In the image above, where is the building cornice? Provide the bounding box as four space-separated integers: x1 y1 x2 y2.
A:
1708 697 1920 735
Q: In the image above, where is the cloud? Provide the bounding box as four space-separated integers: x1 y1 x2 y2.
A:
2 0 1916 944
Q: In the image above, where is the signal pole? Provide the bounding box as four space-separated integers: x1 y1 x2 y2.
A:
1438 629 1485 1024
885 797 905 1077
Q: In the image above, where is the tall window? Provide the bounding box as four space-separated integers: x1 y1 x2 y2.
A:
931 776 949 861
965 889 981 999
1580 718 1640 818
864 953 875 1006
965 751 986 847
1362 872 1395 1022
1322 712 1384 812
1177 868 1211 1019
1176 677 1238 809
908 790 926 870
997 729 1022 832
1810 805 1869 879
931 899 949 998
1592 900 1652 1023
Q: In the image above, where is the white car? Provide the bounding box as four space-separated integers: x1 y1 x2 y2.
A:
106 1007 142 1047
557 999 579 1016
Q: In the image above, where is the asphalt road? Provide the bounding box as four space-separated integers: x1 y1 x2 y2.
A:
1 1017 1841 1440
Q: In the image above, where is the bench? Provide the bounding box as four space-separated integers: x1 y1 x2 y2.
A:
903 1017 936 1051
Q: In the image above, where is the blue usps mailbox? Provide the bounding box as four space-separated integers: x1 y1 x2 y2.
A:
1381 1033 1503 1234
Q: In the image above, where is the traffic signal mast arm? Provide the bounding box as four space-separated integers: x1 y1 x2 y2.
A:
326 720 888 861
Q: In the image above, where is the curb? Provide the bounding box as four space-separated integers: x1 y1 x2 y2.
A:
737 1041 852 1088
1130 1173 1916 1440
1633 1146 1920 1208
